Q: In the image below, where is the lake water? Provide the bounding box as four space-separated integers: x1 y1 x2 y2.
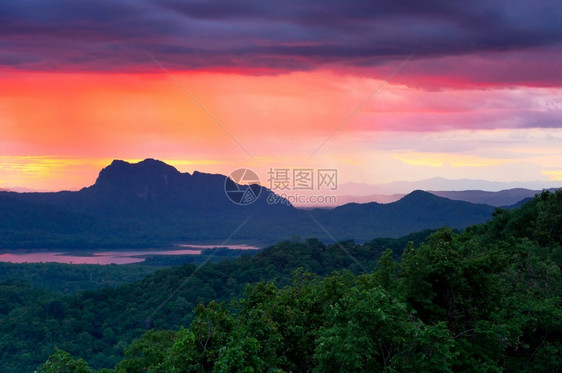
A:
0 244 261 265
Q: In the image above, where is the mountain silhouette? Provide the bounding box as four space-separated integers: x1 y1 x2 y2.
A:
309 190 495 239
428 188 560 207
0 159 507 248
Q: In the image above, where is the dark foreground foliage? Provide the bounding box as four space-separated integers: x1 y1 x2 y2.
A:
6 191 562 371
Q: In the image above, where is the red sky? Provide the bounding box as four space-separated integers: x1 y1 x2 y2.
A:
1 1 561 191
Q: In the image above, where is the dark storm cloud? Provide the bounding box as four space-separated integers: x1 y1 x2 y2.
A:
1 0 561 82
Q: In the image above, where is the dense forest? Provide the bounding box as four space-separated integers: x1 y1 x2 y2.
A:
0 248 253 294
1 191 560 371
1 230 430 372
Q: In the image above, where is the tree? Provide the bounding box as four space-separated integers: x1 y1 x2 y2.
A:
314 285 455 372
114 330 177 372
36 348 91 373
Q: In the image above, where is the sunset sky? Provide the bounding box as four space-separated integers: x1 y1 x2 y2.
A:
1 0 561 191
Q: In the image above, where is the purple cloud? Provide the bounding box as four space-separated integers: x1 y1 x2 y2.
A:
1 0 561 86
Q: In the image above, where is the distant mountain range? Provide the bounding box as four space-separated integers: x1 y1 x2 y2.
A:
427 188 560 207
0 159 539 249
337 178 561 195
0 187 48 193
324 188 559 207
323 194 406 206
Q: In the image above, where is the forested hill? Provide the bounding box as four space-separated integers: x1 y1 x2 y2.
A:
0 191 559 372
0 228 432 372
0 159 505 248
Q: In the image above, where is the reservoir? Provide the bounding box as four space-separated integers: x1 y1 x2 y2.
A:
0 244 260 265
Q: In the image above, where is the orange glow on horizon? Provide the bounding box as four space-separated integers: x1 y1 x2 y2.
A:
542 170 562 181
1 70 561 190
395 153 508 168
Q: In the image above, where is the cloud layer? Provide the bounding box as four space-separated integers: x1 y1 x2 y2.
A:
1 1 562 190
1 0 561 86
